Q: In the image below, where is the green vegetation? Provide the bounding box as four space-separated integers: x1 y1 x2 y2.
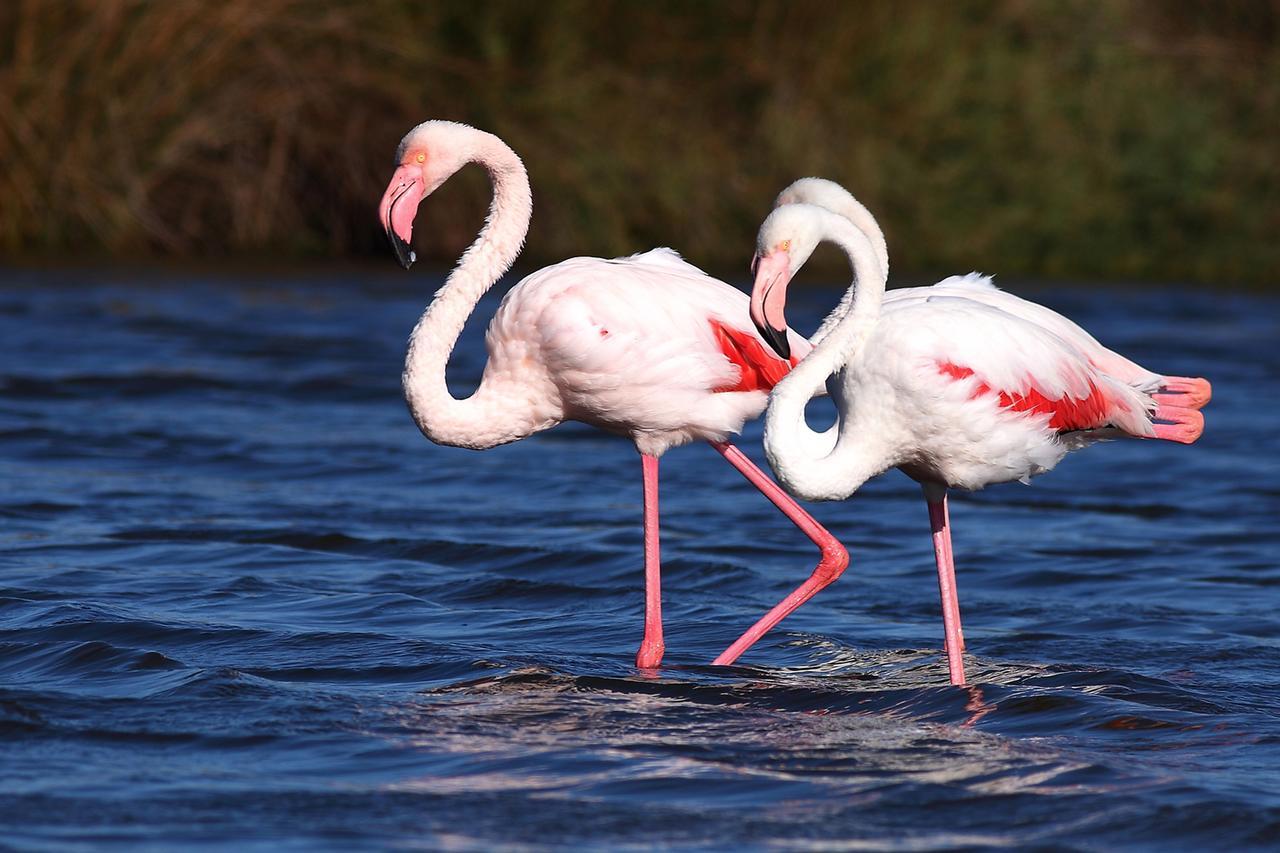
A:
1 0 1276 283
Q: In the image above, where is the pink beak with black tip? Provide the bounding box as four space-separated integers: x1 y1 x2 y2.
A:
378 164 426 269
749 251 794 360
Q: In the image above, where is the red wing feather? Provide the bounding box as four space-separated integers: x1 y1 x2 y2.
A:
938 362 1111 431
711 319 798 393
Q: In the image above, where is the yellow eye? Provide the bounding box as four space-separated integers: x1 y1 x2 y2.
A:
780 240 791 252
415 152 426 164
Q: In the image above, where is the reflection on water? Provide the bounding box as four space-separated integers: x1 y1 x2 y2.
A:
0 270 1278 848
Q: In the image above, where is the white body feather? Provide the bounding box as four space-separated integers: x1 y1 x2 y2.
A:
483 251 810 456
759 206 1164 502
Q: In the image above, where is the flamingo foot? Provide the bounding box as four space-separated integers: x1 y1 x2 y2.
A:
1153 376 1212 410
1151 403 1204 444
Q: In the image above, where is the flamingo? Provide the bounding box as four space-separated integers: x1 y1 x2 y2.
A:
745 197 1210 685
377 120 852 669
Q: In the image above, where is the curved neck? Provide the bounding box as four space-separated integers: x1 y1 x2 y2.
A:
763 212 889 499
817 196 888 287
402 130 545 449
778 185 887 345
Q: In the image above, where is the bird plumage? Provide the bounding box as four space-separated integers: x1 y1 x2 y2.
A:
489 251 808 457
378 122 846 669
746 191 1210 684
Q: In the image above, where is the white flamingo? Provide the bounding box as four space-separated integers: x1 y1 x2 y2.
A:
377 121 852 668
747 198 1210 685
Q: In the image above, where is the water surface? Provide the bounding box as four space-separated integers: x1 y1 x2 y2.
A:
1 270 1277 850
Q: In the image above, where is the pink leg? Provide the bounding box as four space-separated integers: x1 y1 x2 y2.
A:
927 491 966 686
711 442 849 666
636 453 665 668
936 494 964 652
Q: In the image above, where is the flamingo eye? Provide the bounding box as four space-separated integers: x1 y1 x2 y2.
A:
779 240 791 253
415 152 426 164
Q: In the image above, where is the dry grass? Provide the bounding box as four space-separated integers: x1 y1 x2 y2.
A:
0 0 1276 283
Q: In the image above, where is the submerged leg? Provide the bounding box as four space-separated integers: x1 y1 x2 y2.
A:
636 453 665 668
926 486 966 686
711 442 849 666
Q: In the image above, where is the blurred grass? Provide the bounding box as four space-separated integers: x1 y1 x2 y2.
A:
0 0 1276 284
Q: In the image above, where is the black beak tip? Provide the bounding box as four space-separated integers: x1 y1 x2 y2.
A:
388 231 416 270
758 323 791 361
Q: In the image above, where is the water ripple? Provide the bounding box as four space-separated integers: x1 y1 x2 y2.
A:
0 274 1277 849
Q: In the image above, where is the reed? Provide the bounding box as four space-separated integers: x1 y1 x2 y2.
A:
1 0 1276 284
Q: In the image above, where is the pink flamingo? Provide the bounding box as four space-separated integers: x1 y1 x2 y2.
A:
746 198 1210 686
377 121 853 668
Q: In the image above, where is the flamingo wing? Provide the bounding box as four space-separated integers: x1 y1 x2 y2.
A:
506 253 808 397
881 296 1156 437
886 275 1164 391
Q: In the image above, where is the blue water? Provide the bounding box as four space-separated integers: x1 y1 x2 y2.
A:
1 269 1277 851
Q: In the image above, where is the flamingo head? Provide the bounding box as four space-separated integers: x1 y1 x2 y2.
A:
749 204 824 360
378 121 475 269
773 177 855 216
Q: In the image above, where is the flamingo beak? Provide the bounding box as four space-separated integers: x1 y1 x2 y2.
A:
749 251 793 360
378 164 426 269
